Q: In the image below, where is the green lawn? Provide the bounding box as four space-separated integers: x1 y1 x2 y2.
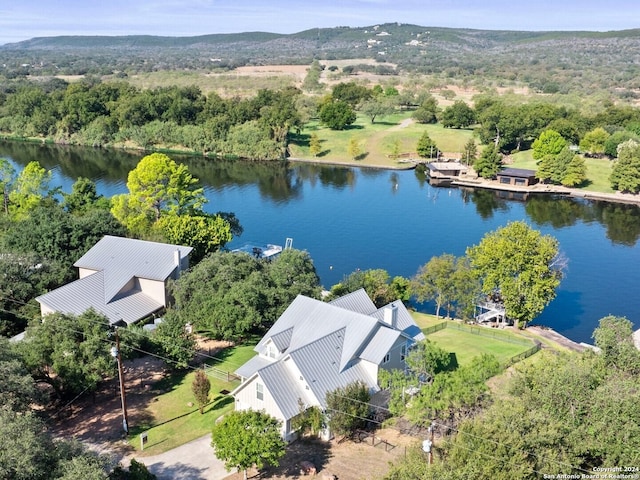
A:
411 311 445 329
288 113 473 167
510 150 615 193
129 345 256 455
424 324 536 366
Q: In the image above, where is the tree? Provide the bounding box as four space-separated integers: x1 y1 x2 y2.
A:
592 315 640 374
151 312 196 369
561 154 587 187
360 98 395 123
412 254 457 318
291 400 324 437
416 132 439 159
347 137 362 160
167 250 321 340
326 381 371 437
191 370 211 414
331 81 371 107
405 340 452 382
412 95 438 124
318 100 356 130
309 132 321 157
63 177 107 214
0 157 16 215
211 410 285 480
0 338 41 413
111 152 206 233
532 129 567 160
466 221 562 328
155 213 232 263
327 268 404 308
473 144 502 179
604 130 639 157
610 139 640 193
579 127 610 156
9 161 52 218
18 310 115 398
462 138 477 165
440 101 476 128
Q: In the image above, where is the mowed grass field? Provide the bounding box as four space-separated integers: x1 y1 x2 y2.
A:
288 112 474 168
425 326 534 366
130 345 256 455
411 312 537 366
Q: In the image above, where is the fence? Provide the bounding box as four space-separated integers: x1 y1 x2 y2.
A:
422 320 541 366
506 343 541 366
205 365 241 383
443 321 535 347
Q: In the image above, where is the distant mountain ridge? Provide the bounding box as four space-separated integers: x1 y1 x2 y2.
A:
3 23 639 50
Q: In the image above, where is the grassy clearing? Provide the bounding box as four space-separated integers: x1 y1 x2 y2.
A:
510 150 615 193
426 327 533 366
129 344 256 456
288 113 474 168
410 311 444 329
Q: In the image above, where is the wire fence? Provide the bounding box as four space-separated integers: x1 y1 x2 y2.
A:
422 320 541 367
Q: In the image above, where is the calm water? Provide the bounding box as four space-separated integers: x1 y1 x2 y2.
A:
3 140 640 344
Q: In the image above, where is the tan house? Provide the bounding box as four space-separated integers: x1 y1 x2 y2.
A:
36 235 192 326
231 289 424 441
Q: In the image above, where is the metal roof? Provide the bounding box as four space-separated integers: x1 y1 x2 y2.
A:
235 354 274 379
498 167 536 177
35 271 163 325
258 359 311 419
257 295 379 371
372 302 426 342
74 235 192 303
289 330 378 411
359 326 402 364
235 290 427 421
328 288 377 314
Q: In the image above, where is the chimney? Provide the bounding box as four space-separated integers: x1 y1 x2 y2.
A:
174 249 181 275
383 303 398 328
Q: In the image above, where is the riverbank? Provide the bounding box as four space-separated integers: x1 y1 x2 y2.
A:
451 176 640 206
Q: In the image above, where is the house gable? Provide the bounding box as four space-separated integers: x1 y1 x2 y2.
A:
36 235 192 325
233 289 425 436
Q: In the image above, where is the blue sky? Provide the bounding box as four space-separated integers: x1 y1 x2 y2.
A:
1 0 638 45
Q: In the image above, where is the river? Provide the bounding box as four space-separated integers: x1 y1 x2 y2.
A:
2 140 639 344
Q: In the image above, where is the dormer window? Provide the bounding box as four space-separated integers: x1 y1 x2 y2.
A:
266 344 276 359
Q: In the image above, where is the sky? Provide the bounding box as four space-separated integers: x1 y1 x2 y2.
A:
1 0 638 46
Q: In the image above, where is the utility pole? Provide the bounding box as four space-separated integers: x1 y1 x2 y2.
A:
111 328 129 434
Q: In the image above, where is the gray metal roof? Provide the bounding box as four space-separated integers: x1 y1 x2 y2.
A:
328 288 377 314
235 291 425 421
359 326 401 364
289 329 378 410
372 302 426 342
235 354 274 379
257 295 379 371
36 271 163 325
74 235 192 303
258 359 311 419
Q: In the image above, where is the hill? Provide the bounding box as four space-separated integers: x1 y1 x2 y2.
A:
1 23 640 98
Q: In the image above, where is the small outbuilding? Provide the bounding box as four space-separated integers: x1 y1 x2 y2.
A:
496 168 538 187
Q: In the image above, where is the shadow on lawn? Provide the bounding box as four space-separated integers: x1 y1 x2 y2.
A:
262 437 333 478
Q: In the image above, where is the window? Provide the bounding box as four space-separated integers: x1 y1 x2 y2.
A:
256 382 264 401
400 344 407 361
382 352 390 364
266 344 276 359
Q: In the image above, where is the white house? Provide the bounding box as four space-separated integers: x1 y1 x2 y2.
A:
36 235 192 325
231 289 424 441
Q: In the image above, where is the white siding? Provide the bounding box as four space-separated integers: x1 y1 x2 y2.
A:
137 278 167 305
234 375 287 437
78 267 98 279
